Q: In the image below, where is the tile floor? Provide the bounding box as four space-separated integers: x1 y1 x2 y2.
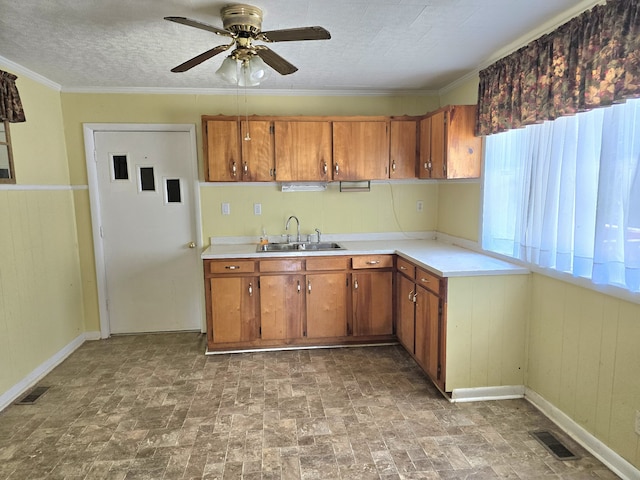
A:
0 333 619 479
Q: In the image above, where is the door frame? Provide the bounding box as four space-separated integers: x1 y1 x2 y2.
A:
83 124 203 338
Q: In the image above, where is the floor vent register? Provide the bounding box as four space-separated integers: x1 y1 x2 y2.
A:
15 386 50 405
530 430 579 460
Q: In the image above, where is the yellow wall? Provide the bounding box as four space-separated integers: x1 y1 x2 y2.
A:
201 182 438 239
0 69 85 399
60 92 441 331
528 274 640 468
446 274 530 391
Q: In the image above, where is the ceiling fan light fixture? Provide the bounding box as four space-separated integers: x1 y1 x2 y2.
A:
215 56 239 84
216 55 269 87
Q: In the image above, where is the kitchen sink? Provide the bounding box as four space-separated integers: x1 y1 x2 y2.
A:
257 242 344 252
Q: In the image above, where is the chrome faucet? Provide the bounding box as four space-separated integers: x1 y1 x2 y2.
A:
285 215 301 242
315 228 322 243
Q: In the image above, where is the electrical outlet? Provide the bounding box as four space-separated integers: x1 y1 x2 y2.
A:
254 203 262 215
635 410 640 436
416 200 424 212
221 202 230 215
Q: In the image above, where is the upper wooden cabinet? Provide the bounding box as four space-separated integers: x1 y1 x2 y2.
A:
333 121 390 180
389 120 418 179
274 121 332 182
419 105 482 179
203 118 275 182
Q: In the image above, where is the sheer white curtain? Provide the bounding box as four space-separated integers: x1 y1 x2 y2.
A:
483 98 640 292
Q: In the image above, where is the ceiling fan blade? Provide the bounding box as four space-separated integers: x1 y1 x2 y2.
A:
164 16 232 37
171 44 232 72
259 26 331 42
255 47 298 75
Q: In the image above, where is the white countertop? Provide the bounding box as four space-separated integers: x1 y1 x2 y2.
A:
201 238 529 278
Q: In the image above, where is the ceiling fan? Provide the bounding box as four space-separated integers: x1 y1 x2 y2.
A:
165 4 331 77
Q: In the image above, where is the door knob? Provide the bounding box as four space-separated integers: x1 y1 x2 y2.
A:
188 242 196 248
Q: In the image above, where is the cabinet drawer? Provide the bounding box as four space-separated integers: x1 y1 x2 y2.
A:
207 260 256 274
306 256 349 271
396 257 416 278
260 259 303 273
416 268 441 295
352 255 393 269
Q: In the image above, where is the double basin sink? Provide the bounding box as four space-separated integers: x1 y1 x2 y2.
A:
257 242 344 252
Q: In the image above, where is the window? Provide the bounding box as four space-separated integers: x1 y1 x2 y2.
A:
482 99 640 293
0 120 15 183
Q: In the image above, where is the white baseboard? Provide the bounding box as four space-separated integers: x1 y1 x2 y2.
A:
0 332 93 412
525 388 640 480
450 385 525 403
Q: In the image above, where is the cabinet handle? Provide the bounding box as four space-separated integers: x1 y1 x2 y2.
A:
225 265 240 270
243 162 248 174
354 279 358 290
334 163 339 175
413 292 417 303
420 277 430 283
308 280 312 294
399 265 407 271
231 161 237 177
391 160 396 172
423 162 429 170
443 163 447 176
366 260 380 265
248 283 253 296
408 289 414 301
428 160 432 171
323 162 328 175
297 280 301 293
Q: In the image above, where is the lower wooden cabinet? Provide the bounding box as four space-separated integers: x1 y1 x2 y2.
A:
259 274 305 340
306 273 348 338
395 257 446 392
204 255 393 352
208 276 259 344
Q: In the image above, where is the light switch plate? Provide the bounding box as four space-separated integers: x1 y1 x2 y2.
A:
254 203 262 215
417 200 424 212
221 202 230 215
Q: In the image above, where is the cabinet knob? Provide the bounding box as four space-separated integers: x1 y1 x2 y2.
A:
354 279 359 290
391 160 396 172
243 162 248 174
323 162 328 175
188 242 196 249
297 280 301 293
408 290 414 301
308 281 312 294
366 260 380 265
231 161 237 177
334 163 340 175
248 283 253 296
399 265 407 270
225 265 240 270
420 277 430 283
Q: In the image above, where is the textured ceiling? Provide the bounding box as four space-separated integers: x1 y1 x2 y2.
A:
0 0 600 93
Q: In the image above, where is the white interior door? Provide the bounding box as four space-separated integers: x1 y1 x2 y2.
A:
94 130 200 334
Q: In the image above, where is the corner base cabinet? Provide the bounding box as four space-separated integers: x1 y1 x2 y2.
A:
395 256 529 396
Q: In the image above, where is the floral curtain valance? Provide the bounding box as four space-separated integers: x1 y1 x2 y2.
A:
0 69 26 123
476 0 640 136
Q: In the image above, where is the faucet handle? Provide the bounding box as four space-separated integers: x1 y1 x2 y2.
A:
314 228 322 242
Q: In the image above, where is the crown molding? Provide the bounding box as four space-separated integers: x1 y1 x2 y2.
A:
0 55 61 91
60 85 438 97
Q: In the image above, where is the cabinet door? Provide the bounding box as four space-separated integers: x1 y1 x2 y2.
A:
396 274 416 354
414 285 440 382
445 105 482 179
306 273 347 338
389 120 417 179
418 116 432 179
352 271 393 336
241 120 274 181
209 276 259 344
205 120 241 182
274 121 332 181
429 110 446 179
333 121 389 180
260 274 305 340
